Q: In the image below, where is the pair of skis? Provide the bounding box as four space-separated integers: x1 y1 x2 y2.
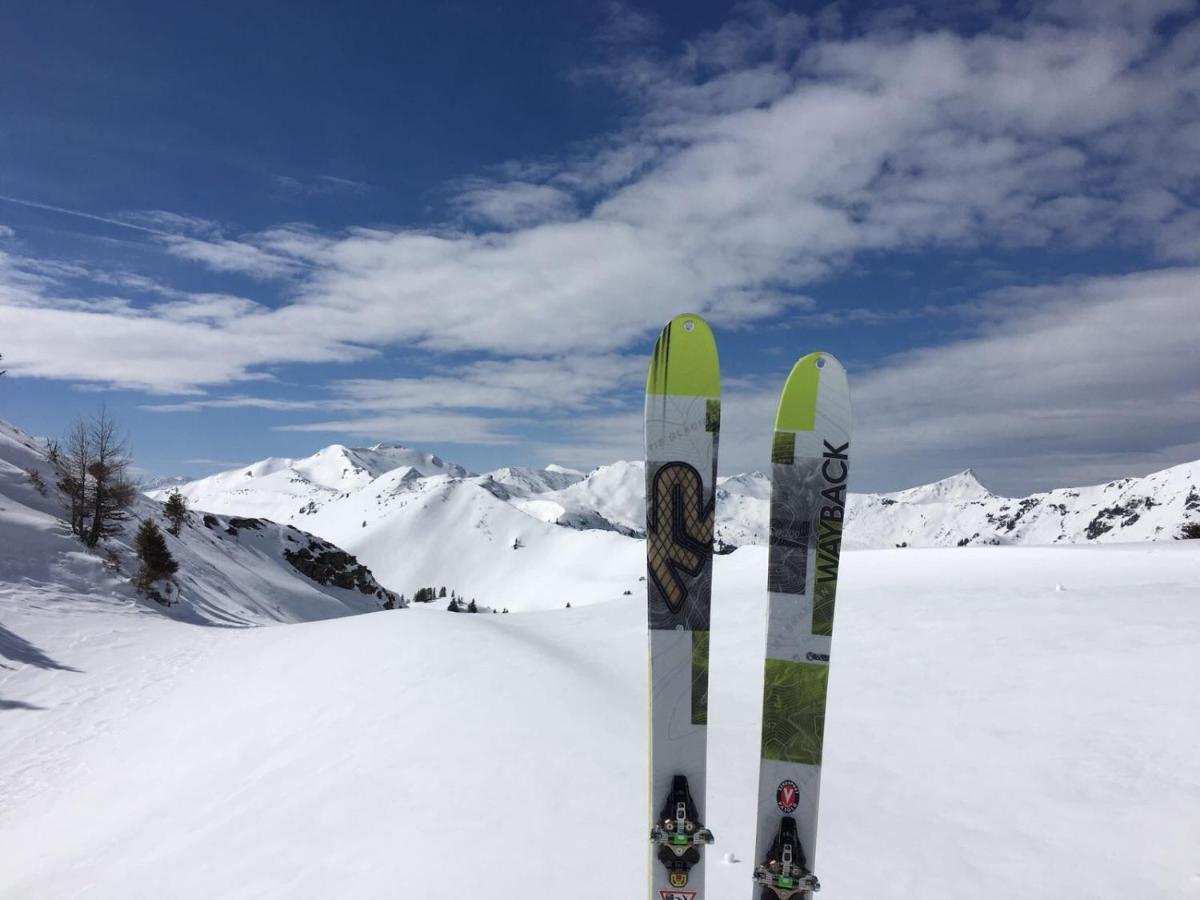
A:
645 313 851 900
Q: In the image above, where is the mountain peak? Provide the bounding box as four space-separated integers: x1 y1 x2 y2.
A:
367 441 412 452
889 469 994 504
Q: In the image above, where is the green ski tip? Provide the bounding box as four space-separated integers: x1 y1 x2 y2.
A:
774 351 845 433
645 313 720 398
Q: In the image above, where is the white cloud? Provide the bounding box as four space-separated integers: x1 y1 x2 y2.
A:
162 235 305 280
275 412 521 445
141 396 324 413
452 181 578 229
849 267 1200 492
117 210 222 237
272 175 370 197
330 355 642 412
596 2 661 46
152 294 268 323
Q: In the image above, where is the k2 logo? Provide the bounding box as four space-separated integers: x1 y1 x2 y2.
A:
647 462 714 613
658 892 696 900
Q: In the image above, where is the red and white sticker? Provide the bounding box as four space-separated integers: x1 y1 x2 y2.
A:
777 779 800 813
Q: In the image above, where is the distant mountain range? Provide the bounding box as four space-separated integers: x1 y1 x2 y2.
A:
149 441 1200 603
6 411 1198 620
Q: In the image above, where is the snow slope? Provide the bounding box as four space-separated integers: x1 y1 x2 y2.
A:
1 543 1197 898
0 420 396 626
288 469 643 609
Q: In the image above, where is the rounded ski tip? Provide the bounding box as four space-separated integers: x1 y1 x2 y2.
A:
645 312 720 398
775 350 849 432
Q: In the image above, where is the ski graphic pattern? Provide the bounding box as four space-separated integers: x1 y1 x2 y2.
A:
646 314 720 900
752 352 851 900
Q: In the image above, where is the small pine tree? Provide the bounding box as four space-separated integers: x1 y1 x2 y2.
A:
1181 522 1200 540
467 599 478 613
134 519 178 601
164 489 188 536
439 586 447 598
26 468 48 496
565 601 571 609
447 598 460 612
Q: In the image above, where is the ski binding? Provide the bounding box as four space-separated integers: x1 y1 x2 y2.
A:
650 775 714 882
754 816 820 898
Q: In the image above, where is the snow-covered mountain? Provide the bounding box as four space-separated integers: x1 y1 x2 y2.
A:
155 443 1200 558
846 464 1200 548
0 420 397 626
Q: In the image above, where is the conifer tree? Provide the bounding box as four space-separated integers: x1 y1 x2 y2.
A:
164 490 189 536
134 519 178 600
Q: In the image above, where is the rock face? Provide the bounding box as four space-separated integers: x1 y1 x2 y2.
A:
283 537 398 605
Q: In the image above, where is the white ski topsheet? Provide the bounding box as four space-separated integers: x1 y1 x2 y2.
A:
753 355 851 891
646 389 718 900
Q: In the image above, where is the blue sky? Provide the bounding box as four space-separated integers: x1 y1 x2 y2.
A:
1 0 1198 493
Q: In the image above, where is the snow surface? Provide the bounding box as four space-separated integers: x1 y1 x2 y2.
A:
2 544 1198 898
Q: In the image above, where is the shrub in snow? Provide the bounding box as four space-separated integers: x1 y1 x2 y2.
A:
25 468 48 496
102 546 122 575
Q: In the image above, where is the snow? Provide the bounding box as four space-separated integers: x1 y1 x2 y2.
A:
2 543 1198 898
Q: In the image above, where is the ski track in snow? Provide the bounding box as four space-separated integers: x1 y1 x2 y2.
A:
2 544 1199 899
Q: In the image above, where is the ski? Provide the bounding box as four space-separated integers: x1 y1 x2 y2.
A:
752 352 851 899
645 313 720 900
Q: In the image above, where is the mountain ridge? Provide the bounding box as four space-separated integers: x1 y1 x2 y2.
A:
152 440 1200 555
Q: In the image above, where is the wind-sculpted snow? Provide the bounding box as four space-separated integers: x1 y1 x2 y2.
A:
0 419 396 625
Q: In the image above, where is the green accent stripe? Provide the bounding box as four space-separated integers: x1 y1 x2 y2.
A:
705 398 721 433
645 314 720 397
771 431 795 465
813 570 837 637
775 353 823 432
761 659 828 765
691 630 709 726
